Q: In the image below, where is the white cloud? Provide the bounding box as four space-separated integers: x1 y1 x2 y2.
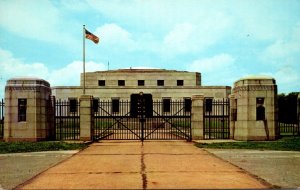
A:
93 16 232 56
274 66 299 85
0 48 50 97
0 0 77 46
186 54 240 86
263 40 300 60
257 22 300 93
88 0 294 41
95 24 136 50
187 54 235 73
0 48 105 97
163 23 198 54
260 22 300 71
227 0 299 41
259 66 300 93
49 61 106 86
61 0 90 11
89 1 233 55
87 0 231 31
0 48 49 80
93 23 161 54
161 11 232 55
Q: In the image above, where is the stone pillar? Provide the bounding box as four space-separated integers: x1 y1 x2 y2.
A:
4 77 52 142
47 95 56 140
80 95 94 141
231 76 278 140
191 94 204 140
229 94 237 139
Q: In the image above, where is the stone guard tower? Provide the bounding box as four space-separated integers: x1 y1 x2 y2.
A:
4 78 54 142
230 76 278 140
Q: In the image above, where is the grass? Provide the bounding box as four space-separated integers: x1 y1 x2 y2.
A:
95 121 114 129
195 137 300 151
0 141 88 154
173 121 191 128
55 127 80 140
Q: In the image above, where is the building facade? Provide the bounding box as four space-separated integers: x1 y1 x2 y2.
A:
52 69 231 100
1 69 283 142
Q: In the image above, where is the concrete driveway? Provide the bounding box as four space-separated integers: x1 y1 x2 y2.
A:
17 140 271 189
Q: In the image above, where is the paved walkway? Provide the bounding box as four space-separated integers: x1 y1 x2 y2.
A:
18 141 271 189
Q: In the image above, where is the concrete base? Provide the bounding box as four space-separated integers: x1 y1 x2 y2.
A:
4 137 45 142
79 137 92 142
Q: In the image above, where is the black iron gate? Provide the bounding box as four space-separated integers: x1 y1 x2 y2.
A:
0 99 4 139
94 99 191 141
204 98 230 139
55 99 80 140
278 94 300 136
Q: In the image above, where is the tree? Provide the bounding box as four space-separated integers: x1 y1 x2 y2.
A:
278 92 299 123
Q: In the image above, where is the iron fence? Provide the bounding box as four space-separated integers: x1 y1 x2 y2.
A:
279 98 300 136
279 123 299 136
204 98 230 139
55 99 80 140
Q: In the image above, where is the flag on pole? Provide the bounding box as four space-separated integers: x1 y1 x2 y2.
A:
85 29 99 44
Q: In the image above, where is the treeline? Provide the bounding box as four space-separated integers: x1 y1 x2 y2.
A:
278 92 299 123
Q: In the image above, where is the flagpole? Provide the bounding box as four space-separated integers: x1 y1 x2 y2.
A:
83 25 86 95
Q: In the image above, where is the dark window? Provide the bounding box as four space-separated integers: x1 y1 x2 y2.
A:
98 80 105 86
256 97 265 120
177 80 184 86
112 99 120 113
163 98 171 112
93 98 99 112
18 99 27 122
138 80 145 86
69 99 78 112
205 98 213 112
184 98 191 112
118 80 125 86
157 80 164 86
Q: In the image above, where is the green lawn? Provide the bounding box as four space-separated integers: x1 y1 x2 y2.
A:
195 137 300 151
0 141 88 154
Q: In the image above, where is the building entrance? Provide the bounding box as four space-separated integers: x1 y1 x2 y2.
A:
93 93 191 141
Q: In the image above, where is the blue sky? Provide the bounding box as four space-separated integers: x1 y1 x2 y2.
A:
0 0 300 98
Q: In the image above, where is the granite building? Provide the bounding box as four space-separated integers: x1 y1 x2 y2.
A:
52 68 231 100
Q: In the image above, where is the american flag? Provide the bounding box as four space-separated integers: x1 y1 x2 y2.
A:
85 29 99 44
